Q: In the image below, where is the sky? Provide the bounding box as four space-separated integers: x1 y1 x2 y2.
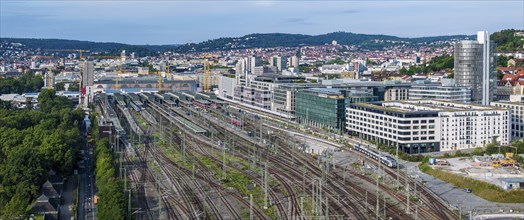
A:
1 0 523 45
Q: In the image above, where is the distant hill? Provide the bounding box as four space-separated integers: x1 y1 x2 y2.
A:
174 32 474 52
0 38 179 57
491 29 524 52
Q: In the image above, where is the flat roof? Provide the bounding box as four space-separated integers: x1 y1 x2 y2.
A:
351 100 507 114
303 87 343 95
173 116 207 133
499 177 524 183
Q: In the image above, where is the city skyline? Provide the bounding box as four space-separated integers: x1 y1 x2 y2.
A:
1 0 523 45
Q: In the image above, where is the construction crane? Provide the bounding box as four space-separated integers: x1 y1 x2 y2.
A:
203 53 219 93
28 55 55 88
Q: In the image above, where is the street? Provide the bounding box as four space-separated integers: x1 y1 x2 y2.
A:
78 136 97 220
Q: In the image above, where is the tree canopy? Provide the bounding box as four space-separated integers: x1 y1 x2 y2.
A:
0 89 83 218
0 71 44 94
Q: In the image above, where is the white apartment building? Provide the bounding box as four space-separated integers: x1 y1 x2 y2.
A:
346 100 510 153
492 99 524 140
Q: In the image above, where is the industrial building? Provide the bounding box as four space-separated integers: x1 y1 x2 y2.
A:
346 100 510 153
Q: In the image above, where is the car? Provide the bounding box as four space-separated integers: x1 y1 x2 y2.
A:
463 188 472 193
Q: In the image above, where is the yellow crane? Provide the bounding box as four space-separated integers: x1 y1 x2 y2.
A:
28 55 55 88
203 53 219 93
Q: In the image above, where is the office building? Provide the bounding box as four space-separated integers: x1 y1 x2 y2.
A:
346 100 509 153
454 31 497 105
409 80 471 103
273 83 318 116
232 74 305 110
296 88 349 132
82 61 94 88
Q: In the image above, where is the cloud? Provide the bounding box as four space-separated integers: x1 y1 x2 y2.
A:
286 17 315 26
340 9 359 14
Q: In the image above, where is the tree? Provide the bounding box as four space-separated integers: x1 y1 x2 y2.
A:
498 70 504 80
0 100 12 110
37 89 57 113
68 82 80 92
54 82 65 91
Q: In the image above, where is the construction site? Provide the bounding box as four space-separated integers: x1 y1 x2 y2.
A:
428 154 524 191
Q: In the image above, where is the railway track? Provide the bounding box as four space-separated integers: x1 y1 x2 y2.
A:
131 96 458 220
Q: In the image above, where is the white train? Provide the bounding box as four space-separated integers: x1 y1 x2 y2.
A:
354 144 397 168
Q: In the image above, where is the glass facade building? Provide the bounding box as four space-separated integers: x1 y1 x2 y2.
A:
295 88 351 132
454 32 497 105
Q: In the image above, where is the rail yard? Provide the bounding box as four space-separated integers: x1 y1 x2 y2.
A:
95 92 459 219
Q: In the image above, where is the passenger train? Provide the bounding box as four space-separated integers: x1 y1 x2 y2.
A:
354 144 397 168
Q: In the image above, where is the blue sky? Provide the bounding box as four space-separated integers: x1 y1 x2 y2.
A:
1 1 523 45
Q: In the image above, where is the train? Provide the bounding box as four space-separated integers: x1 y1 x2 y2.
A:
354 144 397 168
230 118 242 126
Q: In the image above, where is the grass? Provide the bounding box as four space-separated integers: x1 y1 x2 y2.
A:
130 110 150 131
419 163 524 203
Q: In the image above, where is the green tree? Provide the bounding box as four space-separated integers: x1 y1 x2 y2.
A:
68 82 80 91
54 82 65 91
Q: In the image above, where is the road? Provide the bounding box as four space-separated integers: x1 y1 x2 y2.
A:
78 136 97 220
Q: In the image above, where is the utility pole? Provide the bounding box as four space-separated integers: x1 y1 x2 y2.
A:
406 169 410 214
343 165 347 183
182 133 186 164
312 179 315 214
365 191 368 212
396 143 400 187
222 142 226 180
376 150 380 220
300 196 304 218
128 189 132 219
192 158 195 180
415 204 419 220
325 194 329 220
263 162 268 209
249 194 253 220
383 194 386 217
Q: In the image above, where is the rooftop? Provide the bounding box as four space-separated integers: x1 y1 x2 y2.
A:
352 100 507 113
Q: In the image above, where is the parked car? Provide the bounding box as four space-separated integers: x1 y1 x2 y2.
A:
463 188 472 193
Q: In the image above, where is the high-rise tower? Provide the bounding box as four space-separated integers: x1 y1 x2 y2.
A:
454 31 497 105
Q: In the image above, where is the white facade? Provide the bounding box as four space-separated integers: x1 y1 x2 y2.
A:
409 83 471 103
346 100 510 153
492 101 524 140
320 64 351 74
217 75 237 100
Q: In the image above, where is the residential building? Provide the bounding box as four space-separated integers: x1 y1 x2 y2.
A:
454 31 497 105
492 99 524 140
269 55 287 72
289 55 299 67
409 80 471 103
346 100 510 153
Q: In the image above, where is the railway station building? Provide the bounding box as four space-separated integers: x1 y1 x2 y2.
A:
346 100 510 153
